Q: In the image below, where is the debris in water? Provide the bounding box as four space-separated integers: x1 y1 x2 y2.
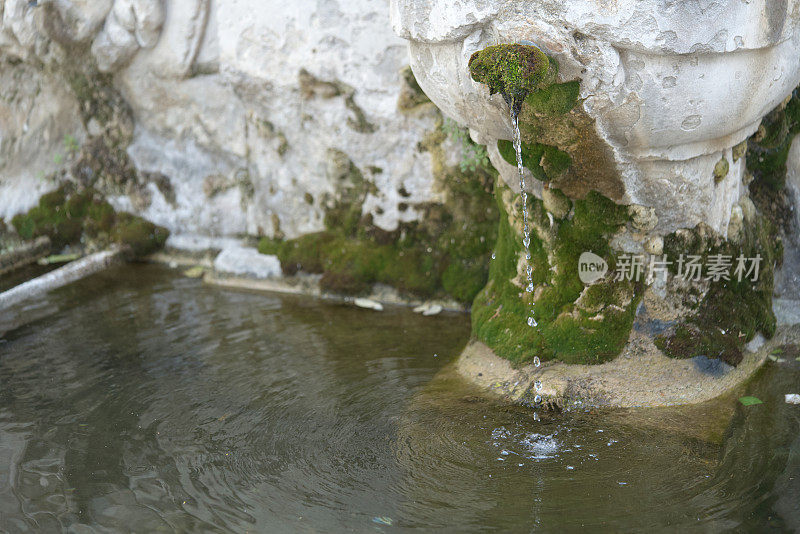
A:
785 393 800 404
739 396 763 406
354 298 383 311
38 253 81 265
183 266 205 278
423 304 443 316
372 516 393 526
413 302 442 316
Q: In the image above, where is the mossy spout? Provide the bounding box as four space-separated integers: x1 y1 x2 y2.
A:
468 43 552 116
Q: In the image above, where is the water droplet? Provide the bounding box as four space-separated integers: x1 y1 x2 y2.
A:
527 317 537 327
534 380 542 391
533 412 540 421
491 252 496 259
523 237 530 248
534 394 542 403
526 252 531 260
534 356 541 367
526 283 534 292
526 265 533 277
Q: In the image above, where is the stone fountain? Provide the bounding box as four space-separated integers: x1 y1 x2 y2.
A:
392 0 800 406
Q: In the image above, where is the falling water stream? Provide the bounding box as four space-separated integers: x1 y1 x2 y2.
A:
511 107 543 414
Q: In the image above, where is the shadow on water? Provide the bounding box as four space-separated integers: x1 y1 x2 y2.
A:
0 264 798 532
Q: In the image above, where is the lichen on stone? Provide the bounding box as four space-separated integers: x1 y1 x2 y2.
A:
298 68 377 133
397 66 432 112
713 156 730 183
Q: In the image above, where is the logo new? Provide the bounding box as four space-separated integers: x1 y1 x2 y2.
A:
578 251 608 284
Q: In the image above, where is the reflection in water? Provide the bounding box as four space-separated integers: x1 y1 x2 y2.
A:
0 264 797 531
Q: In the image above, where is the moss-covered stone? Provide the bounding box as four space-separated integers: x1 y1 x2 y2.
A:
468 45 636 365
491 74 622 200
11 185 168 258
258 115 499 303
655 214 780 366
747 86 800 232
471 182 641 365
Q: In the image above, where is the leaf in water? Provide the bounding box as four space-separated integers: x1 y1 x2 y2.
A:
771 348 784 355
372 517 393 526
739 396 763 406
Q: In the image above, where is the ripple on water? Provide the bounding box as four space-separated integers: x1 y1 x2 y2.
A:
0 264 798 532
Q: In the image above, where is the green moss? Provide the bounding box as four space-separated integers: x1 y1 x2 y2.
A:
468 44 552 109
497 139 571 182
747 87 800 191
467 47 637 364
656 214 780 366
484 59 622 199
471 182 640 365
12 189 82 249
11 186 168 258
111 213 169 257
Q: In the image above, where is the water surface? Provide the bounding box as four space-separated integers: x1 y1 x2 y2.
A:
0 265 798 532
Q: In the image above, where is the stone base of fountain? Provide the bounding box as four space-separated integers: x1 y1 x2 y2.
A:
454 325 800 408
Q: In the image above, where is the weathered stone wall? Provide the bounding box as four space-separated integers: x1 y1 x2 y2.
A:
0 0 449 240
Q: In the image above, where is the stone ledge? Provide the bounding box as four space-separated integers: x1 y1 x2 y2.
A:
453 325 800 408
